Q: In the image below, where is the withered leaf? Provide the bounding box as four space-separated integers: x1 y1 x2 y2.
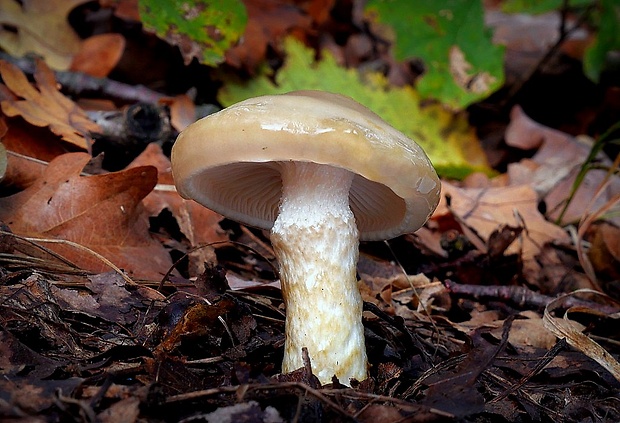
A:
0 59 100 149
128 143 228 247
0 0 89 70
225 0 313 71
0 152 173 279
505 106 620 226
69 33 126 78
435 181 569 282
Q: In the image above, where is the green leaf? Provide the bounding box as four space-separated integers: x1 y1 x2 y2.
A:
584 0 620 83
364 0 505 110
501 0 593 14
219 37 491 179
138 0 247 66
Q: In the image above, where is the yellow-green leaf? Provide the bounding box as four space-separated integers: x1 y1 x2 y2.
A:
139 0 247 66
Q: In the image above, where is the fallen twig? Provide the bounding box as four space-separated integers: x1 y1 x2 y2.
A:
445 279 619 314
0 52 165 104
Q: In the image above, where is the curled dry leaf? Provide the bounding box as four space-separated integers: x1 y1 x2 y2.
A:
69 33 126 78
127 143 228 248
505 106 620 226
0 59 100 150
127 143 227 275
0 0 89 70
224 0 313 71
543 289 620 382
435 181 570 282
0 152 173 280
159 94 196 132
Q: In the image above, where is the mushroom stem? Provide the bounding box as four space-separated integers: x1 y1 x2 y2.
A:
271 161 368 385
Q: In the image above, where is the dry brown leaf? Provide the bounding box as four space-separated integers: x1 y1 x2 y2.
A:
225 0 312 71
500 312 557 350
103 0 141 22
0 110 69 188
159 94 196 132
543 289 620 382
127 143 227 247
588 222 620 281
70 33 126 78
0 0 89 70
127 144 228 275
1 83 67 188
0 152 173 280
505 106 620 226
434 181 570 282
458 310 556 349
0 60 100 150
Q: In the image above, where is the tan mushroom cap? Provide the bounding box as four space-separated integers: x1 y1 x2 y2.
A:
172 90 440 241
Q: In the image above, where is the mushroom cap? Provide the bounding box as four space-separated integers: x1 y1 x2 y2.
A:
171 90 440 241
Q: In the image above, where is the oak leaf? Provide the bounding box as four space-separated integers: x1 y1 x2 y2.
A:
434 181 570 281
0 152 173 280
505 106 620 226
0 114 68 188
0 0 89 70
69 33 126 78
225 0 312 71
0 59 100 150
127 143 227 248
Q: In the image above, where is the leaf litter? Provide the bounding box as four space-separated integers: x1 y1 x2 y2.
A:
0 1 619 422
0 59 100 150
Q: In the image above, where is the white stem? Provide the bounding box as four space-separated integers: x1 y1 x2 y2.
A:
271 161 368 385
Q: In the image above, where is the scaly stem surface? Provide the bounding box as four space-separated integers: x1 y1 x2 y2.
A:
271 161 368 385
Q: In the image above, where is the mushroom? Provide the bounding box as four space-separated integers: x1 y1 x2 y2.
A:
171 90 440 385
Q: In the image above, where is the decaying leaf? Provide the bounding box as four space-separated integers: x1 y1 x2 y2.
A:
0 59 100 150
0 152 173 279
543 289 620 382
225 0 313 71
0 0 89 70
69 33 126 78
138 0 248 66
127 143 228 249
435 181 570 282
364 0 505 109
505 106 620 226
449 46 497 94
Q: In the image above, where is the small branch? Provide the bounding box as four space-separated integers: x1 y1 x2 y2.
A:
445 280 619 314
167 382 353 419
165 380 452 419
0 52 165 104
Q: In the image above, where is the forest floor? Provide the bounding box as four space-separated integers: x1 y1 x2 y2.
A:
0 1 619 422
